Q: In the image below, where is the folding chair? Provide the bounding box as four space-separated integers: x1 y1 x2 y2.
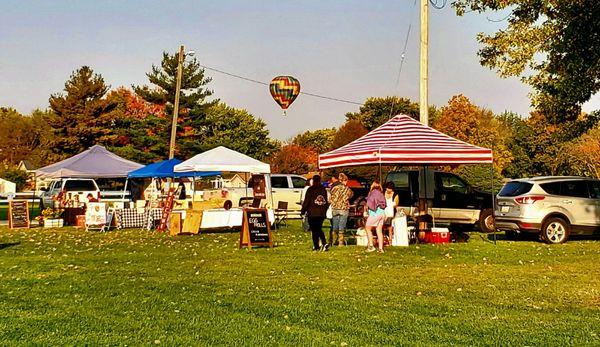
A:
274 201 289 229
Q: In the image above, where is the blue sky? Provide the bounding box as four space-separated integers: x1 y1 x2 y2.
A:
1 1 598 140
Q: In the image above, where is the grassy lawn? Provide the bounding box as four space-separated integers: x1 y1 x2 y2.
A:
0 222 599 346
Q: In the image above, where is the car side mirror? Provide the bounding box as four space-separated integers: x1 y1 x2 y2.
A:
40 187 48 192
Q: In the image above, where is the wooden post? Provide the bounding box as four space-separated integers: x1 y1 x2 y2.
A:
168 44 185 160
420 0 429 126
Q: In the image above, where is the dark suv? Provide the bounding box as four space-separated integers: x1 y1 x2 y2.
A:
349 170 494 232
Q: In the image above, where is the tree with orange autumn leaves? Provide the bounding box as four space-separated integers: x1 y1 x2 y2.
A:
432 94 512 173
268 144 318 174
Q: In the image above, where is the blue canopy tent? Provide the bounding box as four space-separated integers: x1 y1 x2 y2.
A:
124 159 220 201
128 159 220 179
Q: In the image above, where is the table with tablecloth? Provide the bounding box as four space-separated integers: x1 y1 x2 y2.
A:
63 207 85 226
200 208 275 229
113 207 275 231
114 208 163 229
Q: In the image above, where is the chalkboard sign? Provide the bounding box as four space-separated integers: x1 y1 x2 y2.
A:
9 201 30 229
239 208 272 249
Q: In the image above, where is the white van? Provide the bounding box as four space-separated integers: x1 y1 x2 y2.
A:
224 174 307 211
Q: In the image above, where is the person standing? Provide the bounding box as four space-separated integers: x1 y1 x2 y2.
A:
329 173 354 246
365 181 387 253
301 175 330 251
383 181 400 243
175 179 187 200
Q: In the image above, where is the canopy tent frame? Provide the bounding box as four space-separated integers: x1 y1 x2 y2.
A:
36 145 143 179
174 146 275 210
318 115 496 243
124 158 221 204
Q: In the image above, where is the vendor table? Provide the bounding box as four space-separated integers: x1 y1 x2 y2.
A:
114 208 163 229
200 208 275 229
113 207 275 231
63 207 85 226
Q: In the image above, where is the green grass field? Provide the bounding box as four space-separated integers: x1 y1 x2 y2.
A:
1 222 599 345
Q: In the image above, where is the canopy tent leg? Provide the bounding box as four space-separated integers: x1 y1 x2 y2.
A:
122 178 129 206
491 163 496 245
32 172 37 222
268 173 275 209
245 172 249 205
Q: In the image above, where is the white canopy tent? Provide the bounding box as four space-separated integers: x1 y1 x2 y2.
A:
174 146 275 229
174 146 270 174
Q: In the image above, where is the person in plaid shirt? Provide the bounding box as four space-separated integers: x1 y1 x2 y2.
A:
329 173 354 246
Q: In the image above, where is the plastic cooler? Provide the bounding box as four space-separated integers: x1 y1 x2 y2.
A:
424 227 450 244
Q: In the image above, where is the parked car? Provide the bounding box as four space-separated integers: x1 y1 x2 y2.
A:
225 174 307 211
41 178 100 209
40 178 132 209
347 170 495 232
495 176 600 244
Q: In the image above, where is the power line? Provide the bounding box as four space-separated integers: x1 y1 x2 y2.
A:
198 64 364 106
199 1 439 109
396 0 418 88
387 0 418 122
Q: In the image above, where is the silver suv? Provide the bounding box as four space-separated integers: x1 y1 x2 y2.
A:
495 176 600 244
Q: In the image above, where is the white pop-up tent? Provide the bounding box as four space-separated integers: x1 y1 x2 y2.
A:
174 146 275 230
174 146 270 174
36 145 143 178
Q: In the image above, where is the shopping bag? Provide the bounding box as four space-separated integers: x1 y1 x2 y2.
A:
302 215 310 231
326 206 333 219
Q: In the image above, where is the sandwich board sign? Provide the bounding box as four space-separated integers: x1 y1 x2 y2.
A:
85 202 107 231
8 201 29 229
239 208 272 249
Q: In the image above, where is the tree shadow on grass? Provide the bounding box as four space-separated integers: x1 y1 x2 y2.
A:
0 242 21 250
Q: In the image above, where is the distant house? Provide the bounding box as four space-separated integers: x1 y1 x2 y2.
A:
211 173 248 189
17 160 51 190
17 160 36 175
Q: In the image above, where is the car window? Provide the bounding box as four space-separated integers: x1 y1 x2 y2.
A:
589 181 600 199
291 176 306 189
560 181 589 198
271 177 289 189
499 182 533 197
386 172 409 189
64 180 97 191
439 174 468 194
540 182 561 195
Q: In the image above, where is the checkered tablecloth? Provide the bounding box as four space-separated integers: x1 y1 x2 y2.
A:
115 208 163 229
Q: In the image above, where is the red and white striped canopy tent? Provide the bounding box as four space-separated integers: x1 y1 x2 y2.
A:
318 115 493 169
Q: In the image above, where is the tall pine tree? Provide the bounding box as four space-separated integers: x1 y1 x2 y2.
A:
134 51 218 159
48 66 117 158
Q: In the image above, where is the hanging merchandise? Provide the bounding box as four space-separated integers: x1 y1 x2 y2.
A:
269 76 300 116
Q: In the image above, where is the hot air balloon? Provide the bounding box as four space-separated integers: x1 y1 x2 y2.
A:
269 76 300 116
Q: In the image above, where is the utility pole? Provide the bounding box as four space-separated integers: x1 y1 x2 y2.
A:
168 44 185 160
419 0 429 126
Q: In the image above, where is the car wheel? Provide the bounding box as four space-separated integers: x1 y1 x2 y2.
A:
541 217 570 244
478 208 495 233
